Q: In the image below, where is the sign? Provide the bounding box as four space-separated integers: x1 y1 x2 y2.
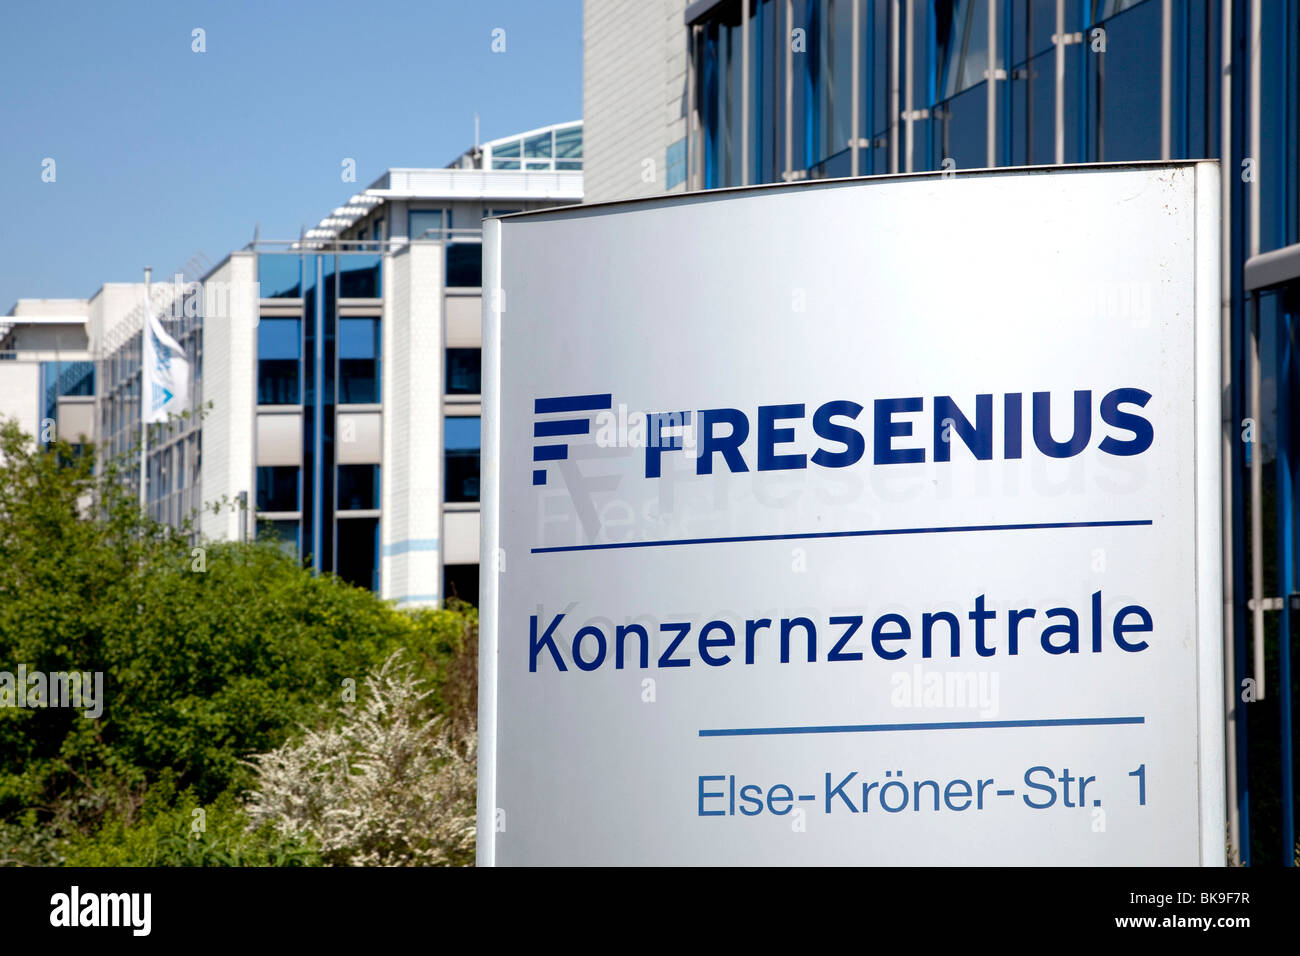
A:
479 162 1224 865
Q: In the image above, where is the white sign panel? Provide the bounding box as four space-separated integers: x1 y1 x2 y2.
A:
479 162 1224 865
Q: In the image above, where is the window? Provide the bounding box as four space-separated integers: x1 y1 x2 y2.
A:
256 465 299 512
700 3 745 187
444 416 481 503
446 243 482 287
408 209 444 240
938 0 1001 101
666 138 687 189
554 124 582 169
41 360 96 440
336 516 379 591
339 317 380 404
259 519 299 560
59 361 94 397
1092 0 1162 162
492 139 521 169
258 255 302 298
258 318 300 404
445 348 481 395
525 132 553 159
337 253 381 298
807 0 855 172
337 464 379 510
443 563 479 605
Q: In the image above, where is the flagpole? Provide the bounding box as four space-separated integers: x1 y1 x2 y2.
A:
140 267 151 513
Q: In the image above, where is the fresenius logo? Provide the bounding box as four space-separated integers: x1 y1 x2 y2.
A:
531 387 1155 485
532 393 612 485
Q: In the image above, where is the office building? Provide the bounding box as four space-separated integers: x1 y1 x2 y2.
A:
2 121 583 608
0 301 95 450
582 0 1298 863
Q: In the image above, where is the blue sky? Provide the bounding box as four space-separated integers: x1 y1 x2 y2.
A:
0 0 582 311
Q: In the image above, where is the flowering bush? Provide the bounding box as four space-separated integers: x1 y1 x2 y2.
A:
245 652 476 867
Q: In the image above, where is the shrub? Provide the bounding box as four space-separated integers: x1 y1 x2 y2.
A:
0 420 479 865
245 652 476 866
62 776 320 867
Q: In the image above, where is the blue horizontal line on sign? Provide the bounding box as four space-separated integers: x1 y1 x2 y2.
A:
530 518 1153 554
534 393 613 414
534 418 591 437
699 716 1146 738
533 444 568 462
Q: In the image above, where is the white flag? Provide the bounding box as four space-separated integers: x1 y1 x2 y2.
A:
141 287 190 424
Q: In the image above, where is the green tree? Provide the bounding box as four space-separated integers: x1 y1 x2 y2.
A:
0 420 476 865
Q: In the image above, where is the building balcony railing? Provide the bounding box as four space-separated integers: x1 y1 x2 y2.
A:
369 167 582 201
0 348 95 362
248 227 484 254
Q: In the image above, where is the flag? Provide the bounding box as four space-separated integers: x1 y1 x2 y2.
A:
141 286 190 424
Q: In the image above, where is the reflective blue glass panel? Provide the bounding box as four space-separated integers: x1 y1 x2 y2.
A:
525 132 553 158
1094 0 1161 162
554 124 582 160
258 254 303 299
338 317 379 404
258 317 300 404
444 416 481 503
337 254 381 298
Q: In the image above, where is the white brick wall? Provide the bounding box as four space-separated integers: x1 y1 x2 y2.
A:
198 254 257 541
0 361 42 452
381 244 446 606
88 283 147 354
583 0 690 203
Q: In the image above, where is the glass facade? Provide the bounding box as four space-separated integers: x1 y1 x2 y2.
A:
693 0 1295 193
77 131 566 633
257 252 385 588
698 0 890 184
486 122 583 171
97 295 201 532
689 0 1300 867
